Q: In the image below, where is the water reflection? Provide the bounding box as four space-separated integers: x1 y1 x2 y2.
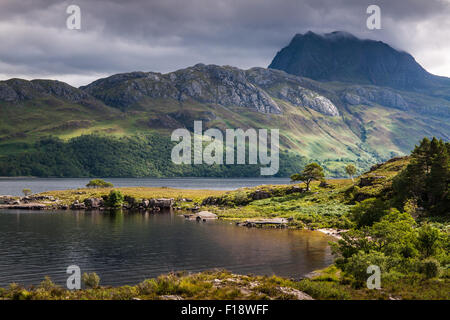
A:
0 209 333 287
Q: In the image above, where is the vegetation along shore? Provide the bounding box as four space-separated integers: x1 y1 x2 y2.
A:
0 137 448 300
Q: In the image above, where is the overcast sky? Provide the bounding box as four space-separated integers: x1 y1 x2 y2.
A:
0 0 449 87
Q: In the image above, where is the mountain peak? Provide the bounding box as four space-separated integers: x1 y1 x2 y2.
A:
269 31 440 90
298 30 357 40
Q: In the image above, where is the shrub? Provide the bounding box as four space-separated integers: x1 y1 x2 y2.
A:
105 190 124 208
138 279 158 296
416 225 442 258
82 272 100 289
296 279 351 300
345 185 360 201
22 188 32 196
233 191 249 206
419 258 441 278
155 274 179 295
350 198 389 228
39 276 57 291
341 251 388 287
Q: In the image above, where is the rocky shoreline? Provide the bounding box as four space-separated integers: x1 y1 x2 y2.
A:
0 194 176 212
0 191 344 236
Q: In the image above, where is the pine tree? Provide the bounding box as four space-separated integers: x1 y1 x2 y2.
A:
428 140 449 214
394 137 449 216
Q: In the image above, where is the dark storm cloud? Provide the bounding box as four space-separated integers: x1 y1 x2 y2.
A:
0 0 449 86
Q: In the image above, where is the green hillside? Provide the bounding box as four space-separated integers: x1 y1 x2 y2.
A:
0 67 449 177
0 59 449 177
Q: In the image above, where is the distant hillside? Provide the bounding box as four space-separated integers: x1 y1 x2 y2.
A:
0 33 449 177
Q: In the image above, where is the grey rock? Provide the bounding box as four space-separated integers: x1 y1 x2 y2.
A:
149 198 174 208
82 64 282 114
83 64 345 117
0 79 91 104
70 200 86 210
342 86 408 110
246 67 339 116
84 198 104 209
278 86 339 116
251 189 271 200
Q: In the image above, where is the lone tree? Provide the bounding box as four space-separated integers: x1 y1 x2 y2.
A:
345 164 357 182
22 188 32 196
86 179 114 188
290 162 325 191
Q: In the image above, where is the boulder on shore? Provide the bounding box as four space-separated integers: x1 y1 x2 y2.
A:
149 198 174 208
251 189 271 200
70 200 86 210
84 198 104 209
0 196 17 204
184 211 218 221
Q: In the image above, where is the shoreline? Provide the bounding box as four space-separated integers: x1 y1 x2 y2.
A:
0 202 344 240
315 228 345 240
0 181 353 233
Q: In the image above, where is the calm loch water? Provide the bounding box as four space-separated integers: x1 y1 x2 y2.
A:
0 209 333 287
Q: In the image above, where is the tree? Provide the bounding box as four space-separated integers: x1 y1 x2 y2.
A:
350 198 390 228
105 190 124 208
86 179 114 188
428 141 449 212
370 209 418 258
393 137 449 215
345 164 357 182
22 188 32 196
290 162 325 191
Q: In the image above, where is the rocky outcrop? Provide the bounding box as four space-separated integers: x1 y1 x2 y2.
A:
70 200 86 210
251 189 271 200
279 86 339 116
84 198 104 209
82 64 282 114
358 175 386 187
236 218 289 228
82 64 344 117
149 198 174 209
341 86 408 110
0 79 92 104
246 67 339 116
184 211 218 221
0 195 16 204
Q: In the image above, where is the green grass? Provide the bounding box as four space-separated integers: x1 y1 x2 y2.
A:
41 186 225 205
0 270 311 300
202 179 355 229
2 268 447 300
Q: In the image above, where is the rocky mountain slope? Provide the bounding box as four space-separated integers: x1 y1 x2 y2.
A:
0 32 449 177
81 64 341 116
